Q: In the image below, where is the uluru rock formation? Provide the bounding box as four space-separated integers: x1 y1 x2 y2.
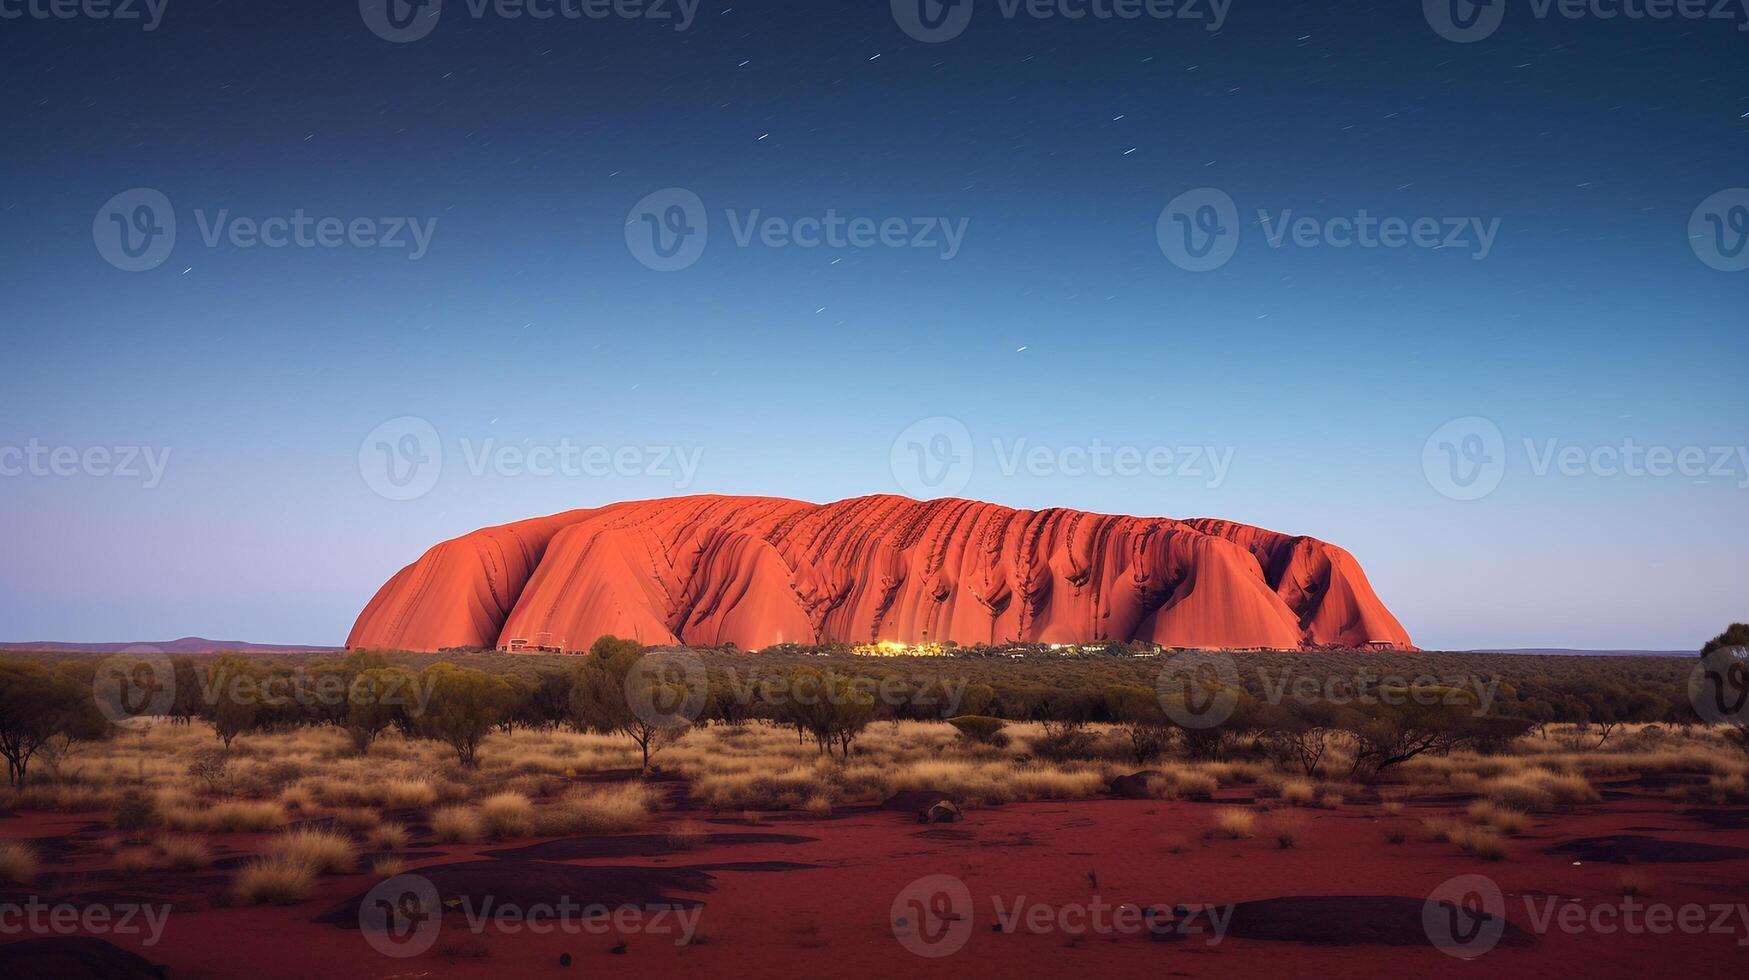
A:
347 495 1413 653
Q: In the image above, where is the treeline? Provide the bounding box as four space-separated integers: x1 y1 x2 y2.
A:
0 638 1732 787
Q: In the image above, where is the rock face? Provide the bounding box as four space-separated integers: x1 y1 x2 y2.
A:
346 495 1412 653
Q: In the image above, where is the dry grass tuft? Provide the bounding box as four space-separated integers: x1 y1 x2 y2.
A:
371 856 407 879
477 792 536 840
535 784 652 836
1449 825 1510 861
368 822 410 851
155 836 214 870
431 805 483 843
264 828 355 875
1466 801 1530 835
234 855 316 905
1270 812 1306 849
1278 779 1317 805
1208 807 1257 839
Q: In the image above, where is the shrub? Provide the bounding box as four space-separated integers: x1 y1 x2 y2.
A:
477 792 535 839
1145 770 1218 802
431 806 483 843
0 840 39 883
112 788 158 833
156 836 214 870
1208 807 1256 839
945 715 1008 746
1450 825 1509 861
264 829 355 875
1318 792 1344 809
1278 779 1316 806
536 785 652 835
1383 828 1407 845
235 856 316 905
1271 812 1306 849
1466 801 1530 835
380 779 438 809
371 856 406 879
368 822 410 851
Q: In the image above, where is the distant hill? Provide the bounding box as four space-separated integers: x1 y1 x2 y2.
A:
0 636 341 654
1471 648 1696 658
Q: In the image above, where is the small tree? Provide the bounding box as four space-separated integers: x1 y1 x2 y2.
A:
570 638 695 771
1255 699 1344 778
1701 624 1749 656
413 664 514 767
0 660 110 787
345 667 416 753
1104 683 1172 764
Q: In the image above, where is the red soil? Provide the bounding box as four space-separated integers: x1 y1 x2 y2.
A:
346 494 1413 653
4 779 1745 978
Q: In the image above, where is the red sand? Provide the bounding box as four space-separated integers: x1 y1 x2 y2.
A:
6 780 1745 978
346 494 1412 653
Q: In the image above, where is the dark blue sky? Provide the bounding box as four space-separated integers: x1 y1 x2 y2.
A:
1 0 1745 648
